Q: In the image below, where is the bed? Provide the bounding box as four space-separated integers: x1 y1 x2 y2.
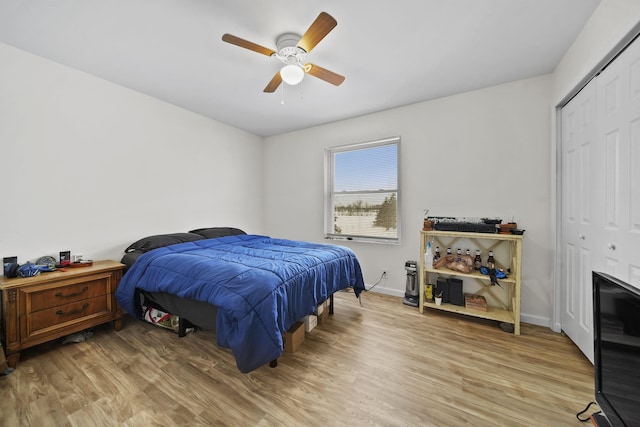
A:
115 227 365 373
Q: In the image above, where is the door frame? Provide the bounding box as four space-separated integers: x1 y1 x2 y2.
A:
552 23 640 334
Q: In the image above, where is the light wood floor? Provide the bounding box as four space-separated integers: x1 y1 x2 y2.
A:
1 291 596 426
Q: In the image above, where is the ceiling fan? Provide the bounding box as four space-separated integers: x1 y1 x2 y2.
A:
222 12 345 93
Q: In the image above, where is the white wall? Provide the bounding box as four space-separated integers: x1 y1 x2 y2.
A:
0 42 264 263
552 0 640 104
263 75 553 327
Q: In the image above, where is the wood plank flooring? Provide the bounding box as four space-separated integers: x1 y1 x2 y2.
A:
1 291 596 426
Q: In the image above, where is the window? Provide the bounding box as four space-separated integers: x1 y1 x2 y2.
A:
324 136 400 243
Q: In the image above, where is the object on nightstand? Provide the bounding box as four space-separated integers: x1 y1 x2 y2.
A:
3 262 20 278
16 262 41 277
68 260 93 268
36 256 57 270
3 256 18 274
59 251 71 264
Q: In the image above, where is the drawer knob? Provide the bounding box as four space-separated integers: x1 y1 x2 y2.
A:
56 303 89 316
55 286 89 298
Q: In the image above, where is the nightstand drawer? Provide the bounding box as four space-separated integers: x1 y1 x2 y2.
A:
28 295 109 333
28 277 109 312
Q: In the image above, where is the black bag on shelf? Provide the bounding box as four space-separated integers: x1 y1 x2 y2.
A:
448 278 464 306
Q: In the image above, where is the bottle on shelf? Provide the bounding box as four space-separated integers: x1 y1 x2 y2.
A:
446 248 452 257
425 241 433 267
433 246 441 264
487 251 495 268
456 248 462 261
474 250 482 270
465 249 471 257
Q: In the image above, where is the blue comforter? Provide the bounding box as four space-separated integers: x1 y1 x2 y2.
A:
115 234 365 372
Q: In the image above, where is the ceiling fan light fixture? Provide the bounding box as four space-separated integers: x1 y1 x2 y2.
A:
222 12 344 93
280 64 304 85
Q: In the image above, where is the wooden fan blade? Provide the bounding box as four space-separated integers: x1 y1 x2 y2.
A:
305 63 345 86
296 12 337 53
264 72 283 93
222 33 275 57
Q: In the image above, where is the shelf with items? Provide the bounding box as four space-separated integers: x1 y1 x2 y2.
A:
419 230 523 334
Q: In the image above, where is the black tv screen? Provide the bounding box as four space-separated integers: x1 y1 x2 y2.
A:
593 271 640 427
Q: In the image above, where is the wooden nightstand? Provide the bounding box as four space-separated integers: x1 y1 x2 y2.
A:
0 260 125 368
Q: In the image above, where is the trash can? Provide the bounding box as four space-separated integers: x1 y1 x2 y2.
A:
403 260 419 307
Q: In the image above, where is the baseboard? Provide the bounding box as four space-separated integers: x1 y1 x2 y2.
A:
365 286 404 298
520 313 550 328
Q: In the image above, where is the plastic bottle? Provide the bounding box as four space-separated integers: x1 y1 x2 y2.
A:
425 242 434 267
433 246 441 264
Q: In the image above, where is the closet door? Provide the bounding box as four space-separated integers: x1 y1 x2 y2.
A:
560 79 597 362
595 38 640 287
560 35 640 362
626 40 640 288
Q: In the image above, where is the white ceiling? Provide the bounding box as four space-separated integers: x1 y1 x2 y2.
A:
0 0 600 137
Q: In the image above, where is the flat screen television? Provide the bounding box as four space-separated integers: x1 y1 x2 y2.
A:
593 271 640 426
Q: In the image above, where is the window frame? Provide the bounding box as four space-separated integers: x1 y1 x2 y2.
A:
324 136 401 244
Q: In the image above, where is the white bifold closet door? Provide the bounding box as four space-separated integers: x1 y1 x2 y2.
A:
596 37 640 287
560 35 640 362
561 78 597 362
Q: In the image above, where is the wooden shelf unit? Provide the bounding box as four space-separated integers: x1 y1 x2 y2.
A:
419 230 523 334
